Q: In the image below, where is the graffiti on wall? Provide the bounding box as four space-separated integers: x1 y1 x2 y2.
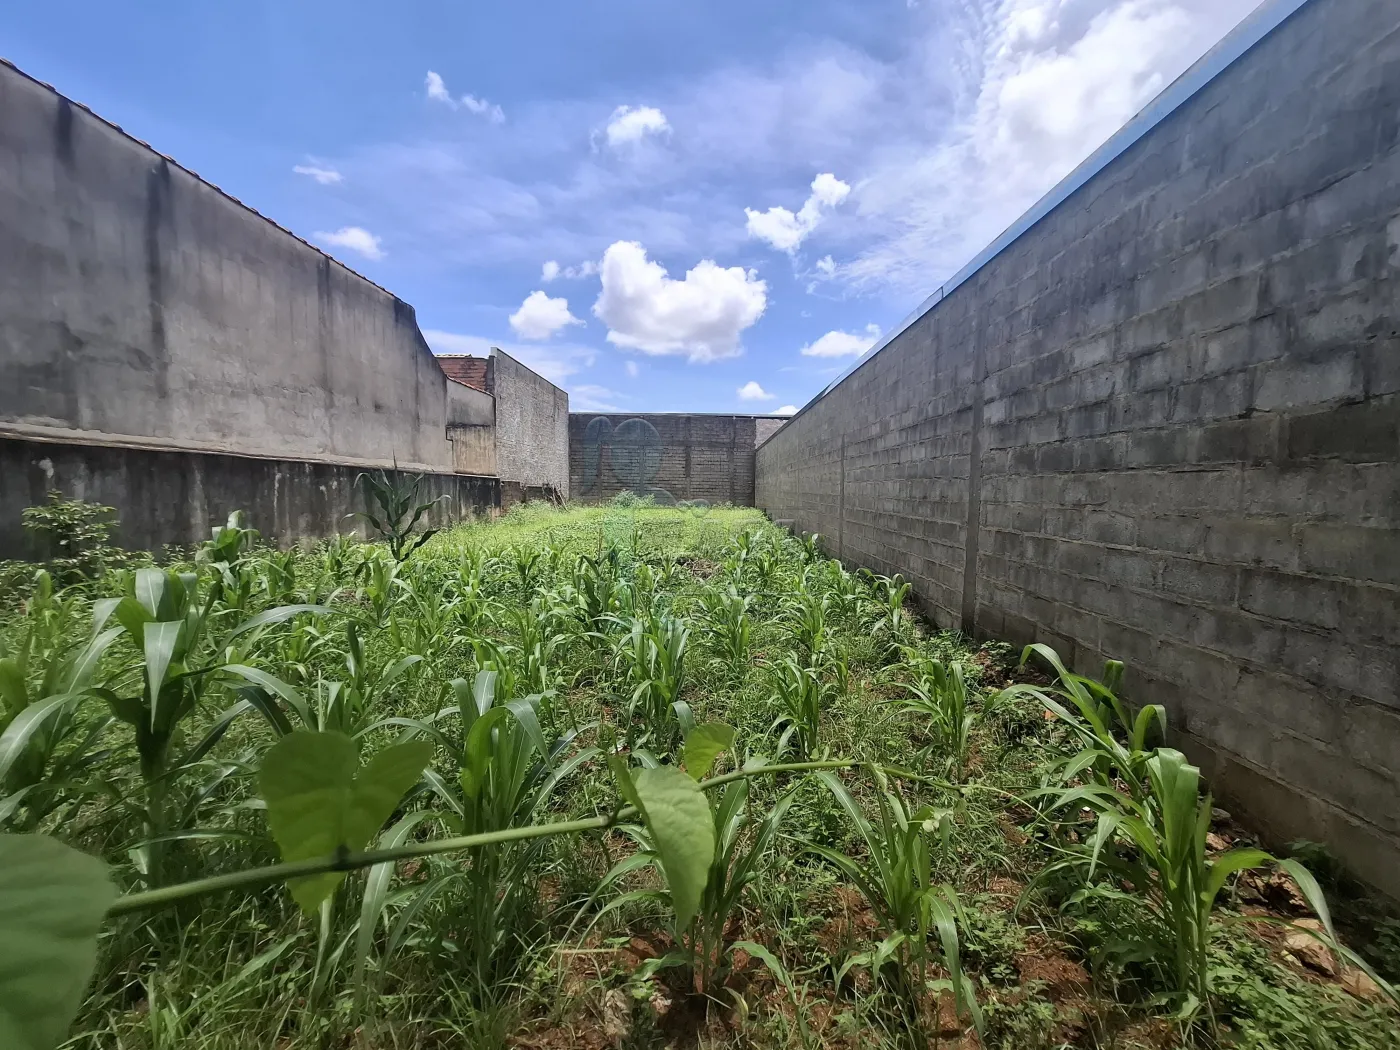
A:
580 416 675 502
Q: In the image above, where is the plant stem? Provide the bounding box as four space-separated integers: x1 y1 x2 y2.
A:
108 760 858 918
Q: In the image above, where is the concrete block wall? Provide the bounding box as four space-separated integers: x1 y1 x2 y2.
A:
570 413 785 504
0 59 460 473
490 350 570 499
757 0 1400 894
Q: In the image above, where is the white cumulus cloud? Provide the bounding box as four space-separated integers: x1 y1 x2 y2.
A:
745 172 850 253
606 105 671 146
315 226 383 260
775 405 798 415
425 70 505 123
800 323 882 358
541 260 561 282
293 164 342 185
624 360 640 378
593 241 767 363
737 381 774 401
571 383 624 411
509 291 584 340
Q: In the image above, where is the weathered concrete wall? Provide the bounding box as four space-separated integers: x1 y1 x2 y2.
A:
0 435 499 554
448 424 496 477
571 413 785 504
491 350 569 499
446 381 495 428
757 0 1400 894
0 59 459 472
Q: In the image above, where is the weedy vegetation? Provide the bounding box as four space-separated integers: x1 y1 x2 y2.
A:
0 496 1395 1050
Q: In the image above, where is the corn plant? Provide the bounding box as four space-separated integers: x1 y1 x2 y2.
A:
615 612 689 749
196 511 262 612
868 572 914 655
1029 746 1388 1020
0 574 122 829
350 470 448 562
700 584 752 673
385 570 462 661
88 568 325 881
998 644 1164 795
887 653 975 778
391 671 597 993
770 657 825 759
805 769 982 1039
821 561 866 630
571 550 624 637
593 724 801 999
509 545 544 596
787 589 830 664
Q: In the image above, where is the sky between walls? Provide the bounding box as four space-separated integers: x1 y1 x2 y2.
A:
3 0 1261 415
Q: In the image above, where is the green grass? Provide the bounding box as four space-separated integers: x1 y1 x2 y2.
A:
1 498 1396 1049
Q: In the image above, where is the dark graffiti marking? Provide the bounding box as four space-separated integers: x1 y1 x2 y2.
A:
580 416 674 502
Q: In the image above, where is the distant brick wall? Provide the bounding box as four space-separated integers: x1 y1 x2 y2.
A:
570 414 784 504
758 0 1400 894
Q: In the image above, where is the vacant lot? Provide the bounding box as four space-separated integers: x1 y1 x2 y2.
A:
2 500 1396 1049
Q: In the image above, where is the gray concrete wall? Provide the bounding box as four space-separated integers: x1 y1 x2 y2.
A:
446 381 495 428
491 349 569 499
571 413 785 505
0 435 499 555
0 59 459 472
757 0 1400 894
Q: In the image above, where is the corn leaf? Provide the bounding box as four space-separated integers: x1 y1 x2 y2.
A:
0 834 115 1050
681 722 734 781
627 765 715 930
259 731 433 912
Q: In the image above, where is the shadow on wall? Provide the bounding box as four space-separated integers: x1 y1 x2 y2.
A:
580 416 674 503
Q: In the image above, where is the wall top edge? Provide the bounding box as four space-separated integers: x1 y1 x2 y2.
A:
756 0 1315 451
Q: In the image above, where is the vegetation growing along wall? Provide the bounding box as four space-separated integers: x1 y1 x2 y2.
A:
1 499 1397 1050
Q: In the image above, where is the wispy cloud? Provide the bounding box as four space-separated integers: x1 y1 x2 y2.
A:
425 70 506 123
571 383 624 411
541 259 599 282
314 226 383 260
293 164 342 185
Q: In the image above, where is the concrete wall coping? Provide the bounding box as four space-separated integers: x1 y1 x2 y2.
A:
570 412 792 420
0 421 473 476
0 57 457 392
759 0 1316 449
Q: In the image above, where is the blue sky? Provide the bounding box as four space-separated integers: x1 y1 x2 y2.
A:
3 0 1258 414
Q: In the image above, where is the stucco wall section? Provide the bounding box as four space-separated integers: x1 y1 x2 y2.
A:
491 350 569 498
756 0 1400 894
0 60 458 472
